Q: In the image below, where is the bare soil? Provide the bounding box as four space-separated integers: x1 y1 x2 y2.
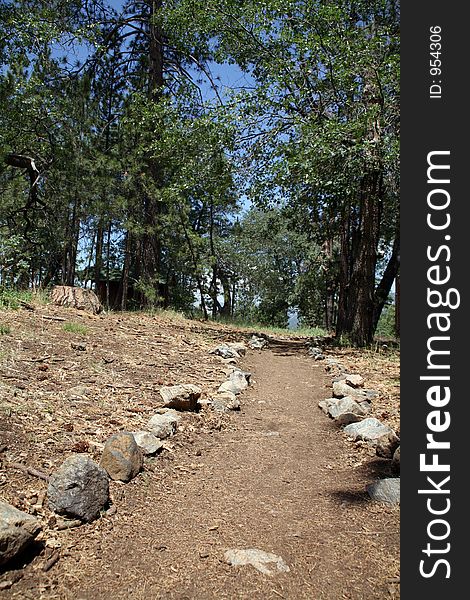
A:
0 305 399 599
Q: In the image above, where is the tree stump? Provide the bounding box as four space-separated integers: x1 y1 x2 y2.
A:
50 286 103 314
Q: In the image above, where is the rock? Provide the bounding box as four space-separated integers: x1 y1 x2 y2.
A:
366 478 400 504
230 368 252 384
332 380 367 399
391 446 400 473
218 380 244 395
318 399 335 414
131 431 163 456
226 342 247 356
209 344 241 359
327 396 370 425
47 454 109 522
147 412 180 439
224 548 290 576
100 432 143 482
211 392 241 413
308 346 325 360
228 370 249 390
0 502 41 566
159 384 202 411
50 285 102 314
324 358 345 373
343 418 399 457
344 374 365 388
248 335 268 350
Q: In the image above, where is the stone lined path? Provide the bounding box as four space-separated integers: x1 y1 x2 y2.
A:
10 339 399 599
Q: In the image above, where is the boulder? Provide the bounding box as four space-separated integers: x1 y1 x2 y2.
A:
131 431 163 456
159 384 202 411
327 396 370 425
343 418 399 457
100 432 143 482
147 411 180 439
47 454 109 522
0 502 41 566
366 478 400 505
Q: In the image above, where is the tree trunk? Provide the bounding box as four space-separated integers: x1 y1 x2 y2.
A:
94 221 104 292
372 233 400 332
121 230 131 311
137 0 165 306
336 173 382 347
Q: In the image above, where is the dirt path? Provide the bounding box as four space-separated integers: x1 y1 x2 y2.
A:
1 333 399 599
17 339 395 600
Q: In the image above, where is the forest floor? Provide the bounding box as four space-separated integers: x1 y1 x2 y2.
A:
0 304 399 599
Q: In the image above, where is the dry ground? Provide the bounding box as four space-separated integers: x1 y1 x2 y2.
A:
0 304 399 599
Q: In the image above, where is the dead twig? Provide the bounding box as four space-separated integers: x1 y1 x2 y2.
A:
42 551 60 572
4 461 49 481
41 315 66 322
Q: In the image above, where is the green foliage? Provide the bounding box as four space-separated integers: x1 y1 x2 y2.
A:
0 287 33 309
0 0 399 343
62 322 88 335
0 324 11 335
375 303 397 339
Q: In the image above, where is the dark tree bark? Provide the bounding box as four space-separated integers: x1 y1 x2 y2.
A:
121 230 131 310
336 172 383 346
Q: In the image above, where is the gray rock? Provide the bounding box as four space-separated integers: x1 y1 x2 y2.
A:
226 342 247 356
131 431 163 455
211 392 241 412
391 446 400 473
0 502 41 566
209 344 241 359
248 335 267 350
47 454 109 522
218 370 250 395
344 374 365 388
159 384 202 411
343 418 399 457
218 381 239 394
100 432 143 482
327 396 370 425
229 370 249 390
332 380 367 399
363 389 380 401
308 346 325 360
147 412 179 439
318 398 336 414
366 478 400 504
224 548 290 576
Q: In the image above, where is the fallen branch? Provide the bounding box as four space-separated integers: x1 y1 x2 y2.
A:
42 315 66 322
5 461 49 482
42 552 60 572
